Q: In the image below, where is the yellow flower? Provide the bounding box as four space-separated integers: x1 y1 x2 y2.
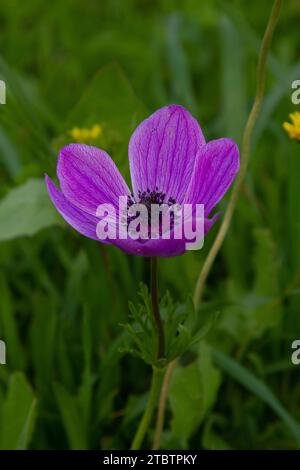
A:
89 124 102 139
283 112 300 141
69 124 102 143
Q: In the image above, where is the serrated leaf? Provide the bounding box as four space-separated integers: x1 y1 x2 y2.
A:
168 324 192 360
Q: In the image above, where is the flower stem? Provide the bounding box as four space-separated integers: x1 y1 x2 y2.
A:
130 257 165 450
193 0 282 307
152 358 177 449
150 257 165 359
130 367 164 450
153 0 282 450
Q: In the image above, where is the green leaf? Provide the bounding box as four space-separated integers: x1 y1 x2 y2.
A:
0 178 62 241
169 342 221 448
0 372 37 450
212 349 300 447
53 382 87 450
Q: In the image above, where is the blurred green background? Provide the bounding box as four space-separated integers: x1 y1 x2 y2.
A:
0 0 300 450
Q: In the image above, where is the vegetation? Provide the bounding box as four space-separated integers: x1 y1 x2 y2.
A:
0 0 300 450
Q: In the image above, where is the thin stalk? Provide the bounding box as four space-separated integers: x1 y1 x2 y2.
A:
153 0 282 450
150 257 165 359
130 257 165 450
193 0 282 307
130 368 164 450
152 358 177 449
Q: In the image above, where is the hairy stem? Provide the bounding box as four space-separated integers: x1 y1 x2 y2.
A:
152 0 282 450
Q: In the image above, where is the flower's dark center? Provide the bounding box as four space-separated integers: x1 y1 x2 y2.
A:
137 188 175 208
126 188 177 235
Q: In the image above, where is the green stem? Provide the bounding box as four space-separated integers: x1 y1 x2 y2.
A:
193 0 282 307
130 257 165 450
130 367 164 450
153 0 283 450
150 257 165 359
152 358 177 449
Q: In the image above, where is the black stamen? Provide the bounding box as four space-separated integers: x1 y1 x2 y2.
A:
126 188 177 237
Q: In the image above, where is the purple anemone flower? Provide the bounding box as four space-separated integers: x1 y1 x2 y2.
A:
45 105 239 257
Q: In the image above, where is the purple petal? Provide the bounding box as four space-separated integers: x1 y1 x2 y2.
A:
109 215 217 257
112 237 186 257
57 144 131 215
46 173 218 256
129 105 205 204
45 175 101 241
184 138 239 216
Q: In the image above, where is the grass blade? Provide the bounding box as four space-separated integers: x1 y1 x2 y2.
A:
213 349 300 446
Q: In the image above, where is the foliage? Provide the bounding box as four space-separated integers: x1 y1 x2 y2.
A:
121 284 217 367
0 0 300 450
